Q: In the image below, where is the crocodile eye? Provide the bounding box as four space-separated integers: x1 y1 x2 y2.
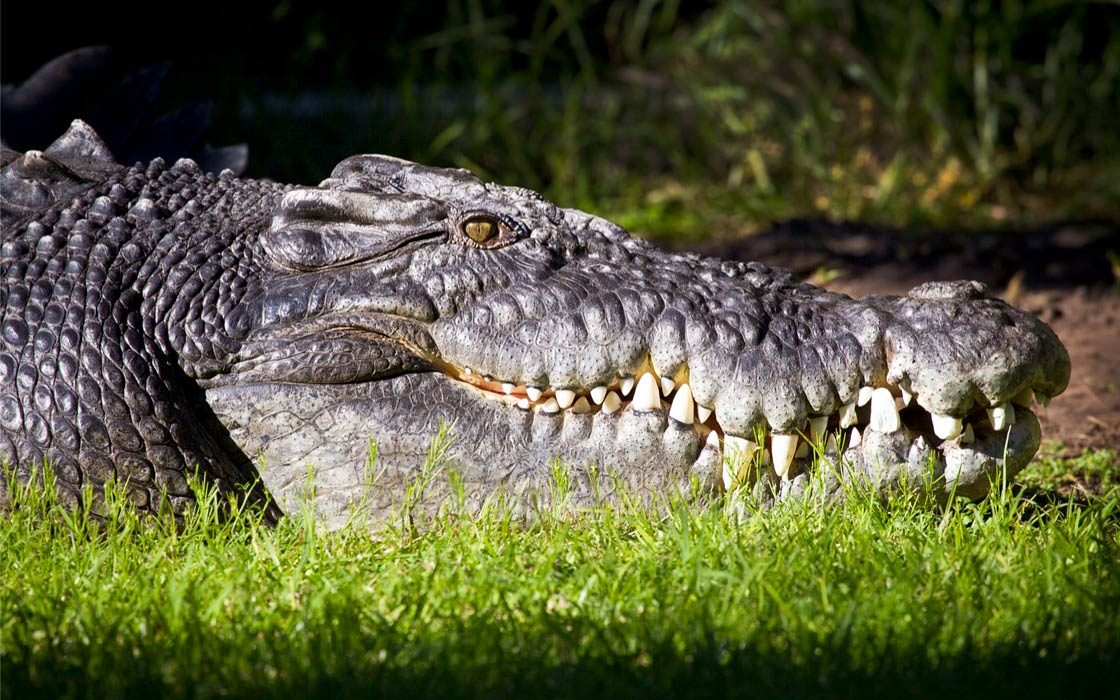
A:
463 217 497 244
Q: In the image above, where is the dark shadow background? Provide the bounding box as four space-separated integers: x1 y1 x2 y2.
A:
5 0 1119 230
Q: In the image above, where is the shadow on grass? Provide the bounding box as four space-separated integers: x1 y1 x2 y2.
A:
5 634 1119 700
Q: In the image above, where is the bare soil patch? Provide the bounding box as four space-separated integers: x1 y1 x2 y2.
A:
691 220 1120 453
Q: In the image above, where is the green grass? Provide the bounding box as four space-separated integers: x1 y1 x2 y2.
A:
3 448 1119 699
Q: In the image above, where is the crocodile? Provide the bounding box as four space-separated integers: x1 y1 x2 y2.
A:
0 119 1070 527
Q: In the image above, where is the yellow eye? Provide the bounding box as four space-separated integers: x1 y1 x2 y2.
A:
463 218 497 244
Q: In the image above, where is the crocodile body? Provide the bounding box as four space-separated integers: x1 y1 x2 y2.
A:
0 120 1070 526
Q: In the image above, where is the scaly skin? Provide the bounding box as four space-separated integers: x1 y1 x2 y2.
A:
0 122 1070 527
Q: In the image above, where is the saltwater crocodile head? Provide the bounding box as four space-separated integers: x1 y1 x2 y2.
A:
201 155 1070 526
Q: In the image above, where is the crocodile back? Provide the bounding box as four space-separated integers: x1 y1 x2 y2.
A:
1 125 277 517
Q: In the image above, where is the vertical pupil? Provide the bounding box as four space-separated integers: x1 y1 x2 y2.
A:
466 220 494 242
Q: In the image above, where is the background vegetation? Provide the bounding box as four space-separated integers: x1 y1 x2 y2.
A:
4 0 1119 240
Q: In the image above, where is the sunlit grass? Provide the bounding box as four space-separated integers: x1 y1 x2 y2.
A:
3 448 1118 698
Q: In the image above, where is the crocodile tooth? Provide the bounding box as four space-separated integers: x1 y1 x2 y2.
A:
771 434 798 479
540 398 561 414
722 435 756 489
824 434 839 454
517 398 530 410
858 386 874 406
724 434 756 459
849 427 862 448
571 396 592 414
795 441 810 458
696 404 713 423
809 416 829 442
526 386 543 402
987 403 1015 431
931 413 963 440
632 373 661 412
900 387 913 406
960 423 975 444
838 402 857 428
590 385 608 405
720 454 738 491
660 376 675 397
869 388 901 433
601 391 623 414
463 366 473 375
706 430 721 450
555 389 576 409
501 383 515 395
620 377 635 397
668 384 695 424
1011 387 1034 408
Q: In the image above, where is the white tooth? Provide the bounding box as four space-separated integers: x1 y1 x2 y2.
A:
771 434 798 479
660 376 675 396
724 437 756 488
869 388 901 433
900 387 913 406
601 391 622 414
555 389 576 409
517 398 530 410
721 435 757 490
858 386 874 406
632 373 661 412
501 383 515 395
809 416 829 442
620 377 635 397
526 386 543 402
571 397 592 414
824 434 839 454
463 366 473 375
720 463 735 491
540 398 560 414
961 423 975 444
705 430 721 450
590 385 608 405
838 402 857 428
795 442 810 458
724 435 756 458
1012 388 1034 408
987 403 1015 431
849 427 862 448
696 404 713 424
668 384 695 424
931 413 963 440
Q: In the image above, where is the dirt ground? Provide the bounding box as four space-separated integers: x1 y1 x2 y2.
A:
691 220 1120 454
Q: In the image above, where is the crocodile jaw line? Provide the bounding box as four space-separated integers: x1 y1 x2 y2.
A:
438 356 1044 501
